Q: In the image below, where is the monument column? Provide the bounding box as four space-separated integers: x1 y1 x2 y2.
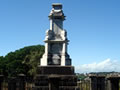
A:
40 3 71 66
33 3 77 90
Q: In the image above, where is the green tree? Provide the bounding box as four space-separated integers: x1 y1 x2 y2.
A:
0 56 6 75
1 45 44 77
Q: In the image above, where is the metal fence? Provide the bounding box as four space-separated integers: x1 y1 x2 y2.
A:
0 78 120 90
2 80 89 90
2 80 34 90
1 78 90 90
0 76 34 90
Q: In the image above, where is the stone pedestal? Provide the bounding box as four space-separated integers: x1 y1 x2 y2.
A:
37 66 74 75
33 66 77 90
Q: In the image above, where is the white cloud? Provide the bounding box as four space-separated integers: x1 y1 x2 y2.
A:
75 59 120 73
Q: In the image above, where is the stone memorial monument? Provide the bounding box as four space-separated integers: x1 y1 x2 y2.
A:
33 3 77 90
40 3 71 66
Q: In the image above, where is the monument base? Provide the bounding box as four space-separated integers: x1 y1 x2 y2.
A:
33 66 77 90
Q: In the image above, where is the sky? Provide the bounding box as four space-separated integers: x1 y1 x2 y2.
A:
0 0 120 73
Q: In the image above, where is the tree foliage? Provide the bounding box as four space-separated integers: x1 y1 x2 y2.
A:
0 45 44 77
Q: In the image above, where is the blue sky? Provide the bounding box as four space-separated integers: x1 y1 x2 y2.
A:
0 0 120 72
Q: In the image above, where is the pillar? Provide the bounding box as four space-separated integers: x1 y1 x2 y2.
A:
89 74 105 90
61 43 66 66
97 76 105 90
107 78 119 90
89 75 97 90
8 77 16 90
17 74 26 90
0 75 3 90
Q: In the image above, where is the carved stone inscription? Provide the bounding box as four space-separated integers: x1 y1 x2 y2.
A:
50 43 62 54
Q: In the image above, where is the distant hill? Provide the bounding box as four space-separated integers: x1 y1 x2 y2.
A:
0 45 44 77
89 71 119 75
